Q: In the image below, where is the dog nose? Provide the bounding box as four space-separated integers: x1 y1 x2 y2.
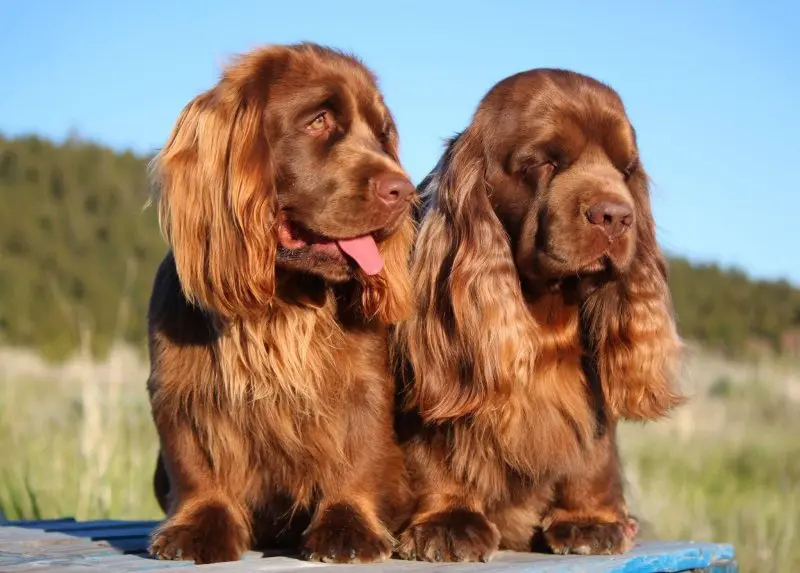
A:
585 201 634 237
374 174 414 205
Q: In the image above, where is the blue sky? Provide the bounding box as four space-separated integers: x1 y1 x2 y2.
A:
2 0 798 284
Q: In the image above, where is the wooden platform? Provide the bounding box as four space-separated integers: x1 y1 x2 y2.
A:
0 518 737 572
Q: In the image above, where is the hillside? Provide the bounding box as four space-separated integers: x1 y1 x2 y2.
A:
2 133 799 360
0 134 163 360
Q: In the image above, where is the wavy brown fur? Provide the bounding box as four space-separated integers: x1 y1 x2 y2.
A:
147 43 415 565
395 69 685 562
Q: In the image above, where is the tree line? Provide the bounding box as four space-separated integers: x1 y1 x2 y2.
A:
1 133 798 361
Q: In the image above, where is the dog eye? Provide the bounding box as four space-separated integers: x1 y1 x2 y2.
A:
525 159 557 175
306 111 331 134
622 158 639 179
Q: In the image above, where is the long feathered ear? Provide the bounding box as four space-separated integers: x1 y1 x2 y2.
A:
581 165 686 420
401 132 538 421
152 83 277 320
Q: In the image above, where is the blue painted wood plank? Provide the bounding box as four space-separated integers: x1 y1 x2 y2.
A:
55 525 155 539
132 542 736 573
147 542 735 573
3 523 154 555
0 520 736 572
38 520 160 532
93 536 149 553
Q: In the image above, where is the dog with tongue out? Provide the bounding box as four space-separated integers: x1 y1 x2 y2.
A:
146 44 418 566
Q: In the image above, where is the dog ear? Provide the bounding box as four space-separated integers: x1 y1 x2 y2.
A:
582 165 686 420
400 133 538 421
152 70 277 320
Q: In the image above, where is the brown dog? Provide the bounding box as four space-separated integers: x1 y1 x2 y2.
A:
394 68 685 562
146 43 416 565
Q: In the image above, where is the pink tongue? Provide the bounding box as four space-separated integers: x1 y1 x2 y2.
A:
336 235 384 275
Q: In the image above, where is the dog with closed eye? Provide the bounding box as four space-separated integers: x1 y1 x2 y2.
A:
395 68 685 562
146 42 416 565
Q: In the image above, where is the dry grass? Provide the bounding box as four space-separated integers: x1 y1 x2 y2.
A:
0 342 798 572
0 344 160 520
620 343 800 573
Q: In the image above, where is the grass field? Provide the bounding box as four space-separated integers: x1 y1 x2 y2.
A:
619 346 800 573
1 342 798 572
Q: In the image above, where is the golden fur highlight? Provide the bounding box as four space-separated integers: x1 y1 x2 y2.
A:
399 132 540 422
581 167 686 420
153 85 277 320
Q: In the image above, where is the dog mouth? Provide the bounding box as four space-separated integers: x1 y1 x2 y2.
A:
531 252 618 298
540 250 610 275
277 215 384 276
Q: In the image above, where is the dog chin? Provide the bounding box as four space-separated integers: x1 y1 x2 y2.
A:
523 249 613 285
277 246 354 283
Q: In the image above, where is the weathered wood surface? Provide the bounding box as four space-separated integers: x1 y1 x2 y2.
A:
0 518 737 572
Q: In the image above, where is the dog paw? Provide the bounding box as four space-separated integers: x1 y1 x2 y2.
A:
396 508 500 562
301 503 392 564
149 503 250 564
544 517 638 555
